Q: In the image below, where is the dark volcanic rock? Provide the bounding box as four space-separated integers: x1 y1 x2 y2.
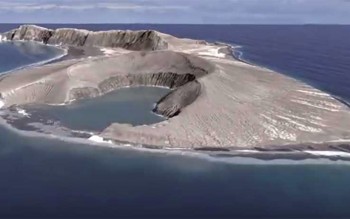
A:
153 81 201 117
194 147 231 152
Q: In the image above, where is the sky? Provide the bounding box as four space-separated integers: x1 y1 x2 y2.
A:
0 0 349 24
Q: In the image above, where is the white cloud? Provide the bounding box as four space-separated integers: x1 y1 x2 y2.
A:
0 0 189 12
0 0 349 24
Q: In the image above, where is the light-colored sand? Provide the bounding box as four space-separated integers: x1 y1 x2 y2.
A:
1 32 350 149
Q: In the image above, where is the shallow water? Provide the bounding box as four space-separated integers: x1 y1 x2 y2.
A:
25 87 169 131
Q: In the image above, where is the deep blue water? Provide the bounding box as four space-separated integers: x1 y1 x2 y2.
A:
2 125 350 218
0 24 350 218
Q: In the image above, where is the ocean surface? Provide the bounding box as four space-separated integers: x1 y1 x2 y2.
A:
0 24 350 218
0 41 65 74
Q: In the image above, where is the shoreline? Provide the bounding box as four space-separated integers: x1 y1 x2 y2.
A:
2 103 350 164
2 111 350 165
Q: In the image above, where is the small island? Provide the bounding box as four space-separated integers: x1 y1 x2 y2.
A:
1 25 350 156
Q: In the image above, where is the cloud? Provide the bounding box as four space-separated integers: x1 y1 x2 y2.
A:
0 0 349 24
0 0 189 12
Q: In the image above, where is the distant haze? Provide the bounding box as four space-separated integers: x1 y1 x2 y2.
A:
0 0 349 24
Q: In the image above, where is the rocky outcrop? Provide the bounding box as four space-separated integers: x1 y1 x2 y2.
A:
12 25 53 43
153 81 201 117
4 25 168 51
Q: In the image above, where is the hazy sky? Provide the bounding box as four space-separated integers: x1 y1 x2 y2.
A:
0 0 349 24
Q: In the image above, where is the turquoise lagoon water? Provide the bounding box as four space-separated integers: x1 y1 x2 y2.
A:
25 87 169 131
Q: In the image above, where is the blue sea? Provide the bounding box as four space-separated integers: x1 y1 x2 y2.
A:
1 24 350 218
0 41 65 73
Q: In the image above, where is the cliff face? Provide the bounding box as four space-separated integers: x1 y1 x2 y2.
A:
85 30 168 50
12 25 53 43
4 25 168 51
48 28 89 46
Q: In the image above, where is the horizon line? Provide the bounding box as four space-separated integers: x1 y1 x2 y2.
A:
1 22 350 26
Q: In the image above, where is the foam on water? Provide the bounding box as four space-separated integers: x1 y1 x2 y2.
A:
88 135 113 144
16 108 30 117
0 34 6 42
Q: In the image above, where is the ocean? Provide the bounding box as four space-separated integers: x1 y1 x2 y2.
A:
0 24 350 218
0 41 65 74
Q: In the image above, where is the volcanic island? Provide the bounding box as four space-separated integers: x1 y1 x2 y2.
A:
0 25 350 155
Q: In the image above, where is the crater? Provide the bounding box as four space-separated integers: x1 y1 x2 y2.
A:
22 86 171 132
